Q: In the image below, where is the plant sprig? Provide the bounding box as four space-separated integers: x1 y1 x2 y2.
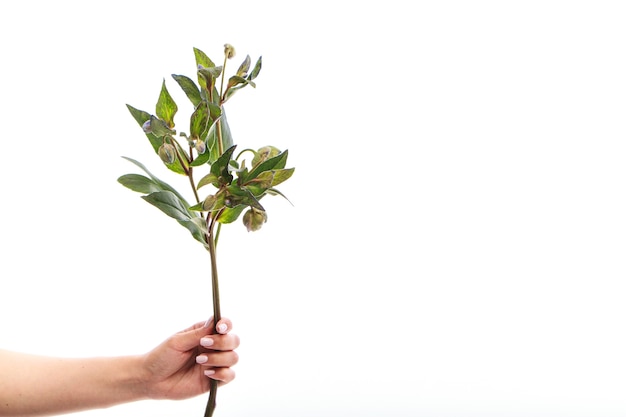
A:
118 44 294 417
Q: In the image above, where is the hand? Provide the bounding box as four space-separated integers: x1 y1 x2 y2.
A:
140 317 240 400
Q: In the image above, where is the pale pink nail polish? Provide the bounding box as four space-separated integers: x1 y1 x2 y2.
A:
201 337 214 347
196 355 208 364
217 323 228 333
204 369 215 377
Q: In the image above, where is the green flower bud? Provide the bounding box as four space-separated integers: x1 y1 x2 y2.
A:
243 208 267 232
252 146 280 166
224 43 236 59
158 143 176 164
202 194 217 211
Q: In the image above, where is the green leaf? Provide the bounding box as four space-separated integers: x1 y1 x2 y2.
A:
253 167 295 188
208 102 221 121
205 110 233 165
148 115 174 138
205 123 220 164
156 79 178 128
266 187 294 206
126 104 150 126
198 66 222 93
190 101 209 140
245 150 289 183
211 145 237 183
140 191 206 244
217 205 246 224
142 190 193 222
126 104 161 152
249 56 262 81
193 47 215 69
183 216 209 246
120 157 188 203
236 55 251 76
226 184 265 211
117 173 161 194
172 74 202 107
197 172 219 189
190 150 211 167
219 110 234 152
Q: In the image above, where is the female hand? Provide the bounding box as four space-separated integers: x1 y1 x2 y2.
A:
140 317 240 400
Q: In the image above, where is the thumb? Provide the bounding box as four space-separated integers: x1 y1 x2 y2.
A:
170 321 213 352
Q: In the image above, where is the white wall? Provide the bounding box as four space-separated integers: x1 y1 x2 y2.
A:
1 1 625 416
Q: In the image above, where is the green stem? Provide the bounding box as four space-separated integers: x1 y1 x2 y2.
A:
204 53 229 417
207 213 221 324
203 210 222 417
216 54 229 158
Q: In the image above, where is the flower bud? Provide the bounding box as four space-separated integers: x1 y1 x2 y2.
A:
243 208 267 232
202 194 217 211
195 139 206 154
252 146 280 166
224 44 236 59
142 120 152 134
158 143 177 164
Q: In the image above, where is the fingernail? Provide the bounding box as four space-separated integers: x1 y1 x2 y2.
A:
217 323 228 333
204 369 215 377
196 355 208 364
201 337 214 347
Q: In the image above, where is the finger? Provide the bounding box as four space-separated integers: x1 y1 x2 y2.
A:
170 317 235 352
203 367 236 385
195 350 239 368
215 317 233 334
200 333 240 351
201 317 232 334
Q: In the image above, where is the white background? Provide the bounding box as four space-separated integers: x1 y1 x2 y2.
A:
1 1 625 416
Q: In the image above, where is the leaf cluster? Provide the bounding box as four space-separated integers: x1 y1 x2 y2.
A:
118 46 294 245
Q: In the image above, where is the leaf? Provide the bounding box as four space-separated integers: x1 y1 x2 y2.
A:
194 47 215 69
190 101 209 140
217 205 246 224
198 66 222 94
245 150 289 183
267 187 294 206
142 191 207 245
249 56 262 81
208 102 222 122
226 185 265 211
205 110 233 165
254 167 295 188
117 173 161 194
126 104 161 152
172 74 202 107
183 216 209 246
197 172 219 189
142 191 193 222
148 115 174 138
156 79 178 128
211 145 237 183
190 150 211 167
219 110 234 152
236 55 251 77
120 156 188 203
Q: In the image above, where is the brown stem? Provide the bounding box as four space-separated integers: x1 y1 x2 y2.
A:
203 210 223 417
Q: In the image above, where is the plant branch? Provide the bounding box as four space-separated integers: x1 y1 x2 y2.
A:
203 208 224 417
